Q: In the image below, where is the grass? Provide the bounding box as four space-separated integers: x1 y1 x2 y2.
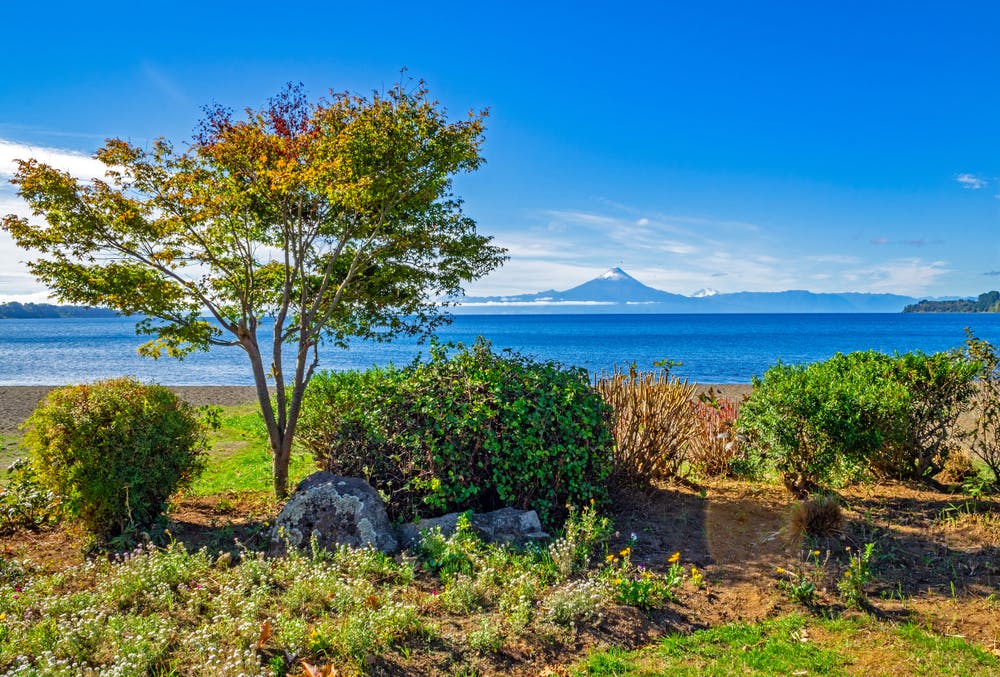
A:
0 436 23 477
572 614 1000 676
190 405 314 496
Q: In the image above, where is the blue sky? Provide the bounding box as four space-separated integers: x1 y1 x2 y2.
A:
1 1 998 301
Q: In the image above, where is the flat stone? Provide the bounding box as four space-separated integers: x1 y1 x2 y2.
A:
397 507 549 549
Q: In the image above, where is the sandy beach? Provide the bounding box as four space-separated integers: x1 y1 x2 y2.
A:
0 383 754 435
0 386 261 435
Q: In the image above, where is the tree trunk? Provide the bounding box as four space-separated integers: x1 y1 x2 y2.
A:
242 336 292 499
272 443 291 499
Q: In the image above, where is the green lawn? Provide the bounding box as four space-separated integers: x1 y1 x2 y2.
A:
573 614 999 676
189 405 314 496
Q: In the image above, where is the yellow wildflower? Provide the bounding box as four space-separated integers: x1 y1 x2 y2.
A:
775 567 787 575
620 547 631 558
605 554 615 563
668 552 681 564
690 566 704 587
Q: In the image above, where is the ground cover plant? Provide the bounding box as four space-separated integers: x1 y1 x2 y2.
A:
298 340 613 526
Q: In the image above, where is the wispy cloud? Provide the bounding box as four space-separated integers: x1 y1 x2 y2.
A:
845 259 949 294
541 209 703 256
141 62 191 106
957 173 988 189
806 254 861 264
984 271 1000 277
869 236 941 247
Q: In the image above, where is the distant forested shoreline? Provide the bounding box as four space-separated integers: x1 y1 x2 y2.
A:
0 302 119 319
903 291 1000 313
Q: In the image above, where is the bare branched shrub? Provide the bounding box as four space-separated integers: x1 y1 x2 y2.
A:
688 389 744 477
595 366 699 483
965 331 1000 485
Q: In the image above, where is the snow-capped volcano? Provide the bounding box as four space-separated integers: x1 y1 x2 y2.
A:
598 267 633 281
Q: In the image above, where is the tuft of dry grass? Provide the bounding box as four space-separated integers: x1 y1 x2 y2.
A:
936 450 979 485
786 494 843 539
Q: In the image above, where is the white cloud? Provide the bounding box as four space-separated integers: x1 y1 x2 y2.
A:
463 259 601 297
458 300 615 307
956 173 988 189
0 138 105 181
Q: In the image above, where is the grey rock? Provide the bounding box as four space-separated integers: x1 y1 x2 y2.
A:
398 507 549 549
270 472 398 555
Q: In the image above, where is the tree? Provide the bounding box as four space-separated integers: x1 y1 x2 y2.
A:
2 80 506 498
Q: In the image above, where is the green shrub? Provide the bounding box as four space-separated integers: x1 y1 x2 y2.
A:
22 378 207 539
865 351 978 480
737 350 977 496
298 339 613 526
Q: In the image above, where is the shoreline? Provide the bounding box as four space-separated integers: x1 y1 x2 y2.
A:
0 383 754 435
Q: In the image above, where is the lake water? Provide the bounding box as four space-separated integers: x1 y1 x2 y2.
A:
1 313 999 385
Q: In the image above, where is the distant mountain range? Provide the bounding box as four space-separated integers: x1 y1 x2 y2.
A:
0 302 119 319
456 268 920 314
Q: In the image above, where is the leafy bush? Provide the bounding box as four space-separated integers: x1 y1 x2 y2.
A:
737 350 977 496
595 365 700 482
22 378 208 539
688 389 744 477
299 340 613 526
865 351 978 480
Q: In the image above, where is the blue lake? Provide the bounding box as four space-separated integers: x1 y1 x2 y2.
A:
1 313 999 385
